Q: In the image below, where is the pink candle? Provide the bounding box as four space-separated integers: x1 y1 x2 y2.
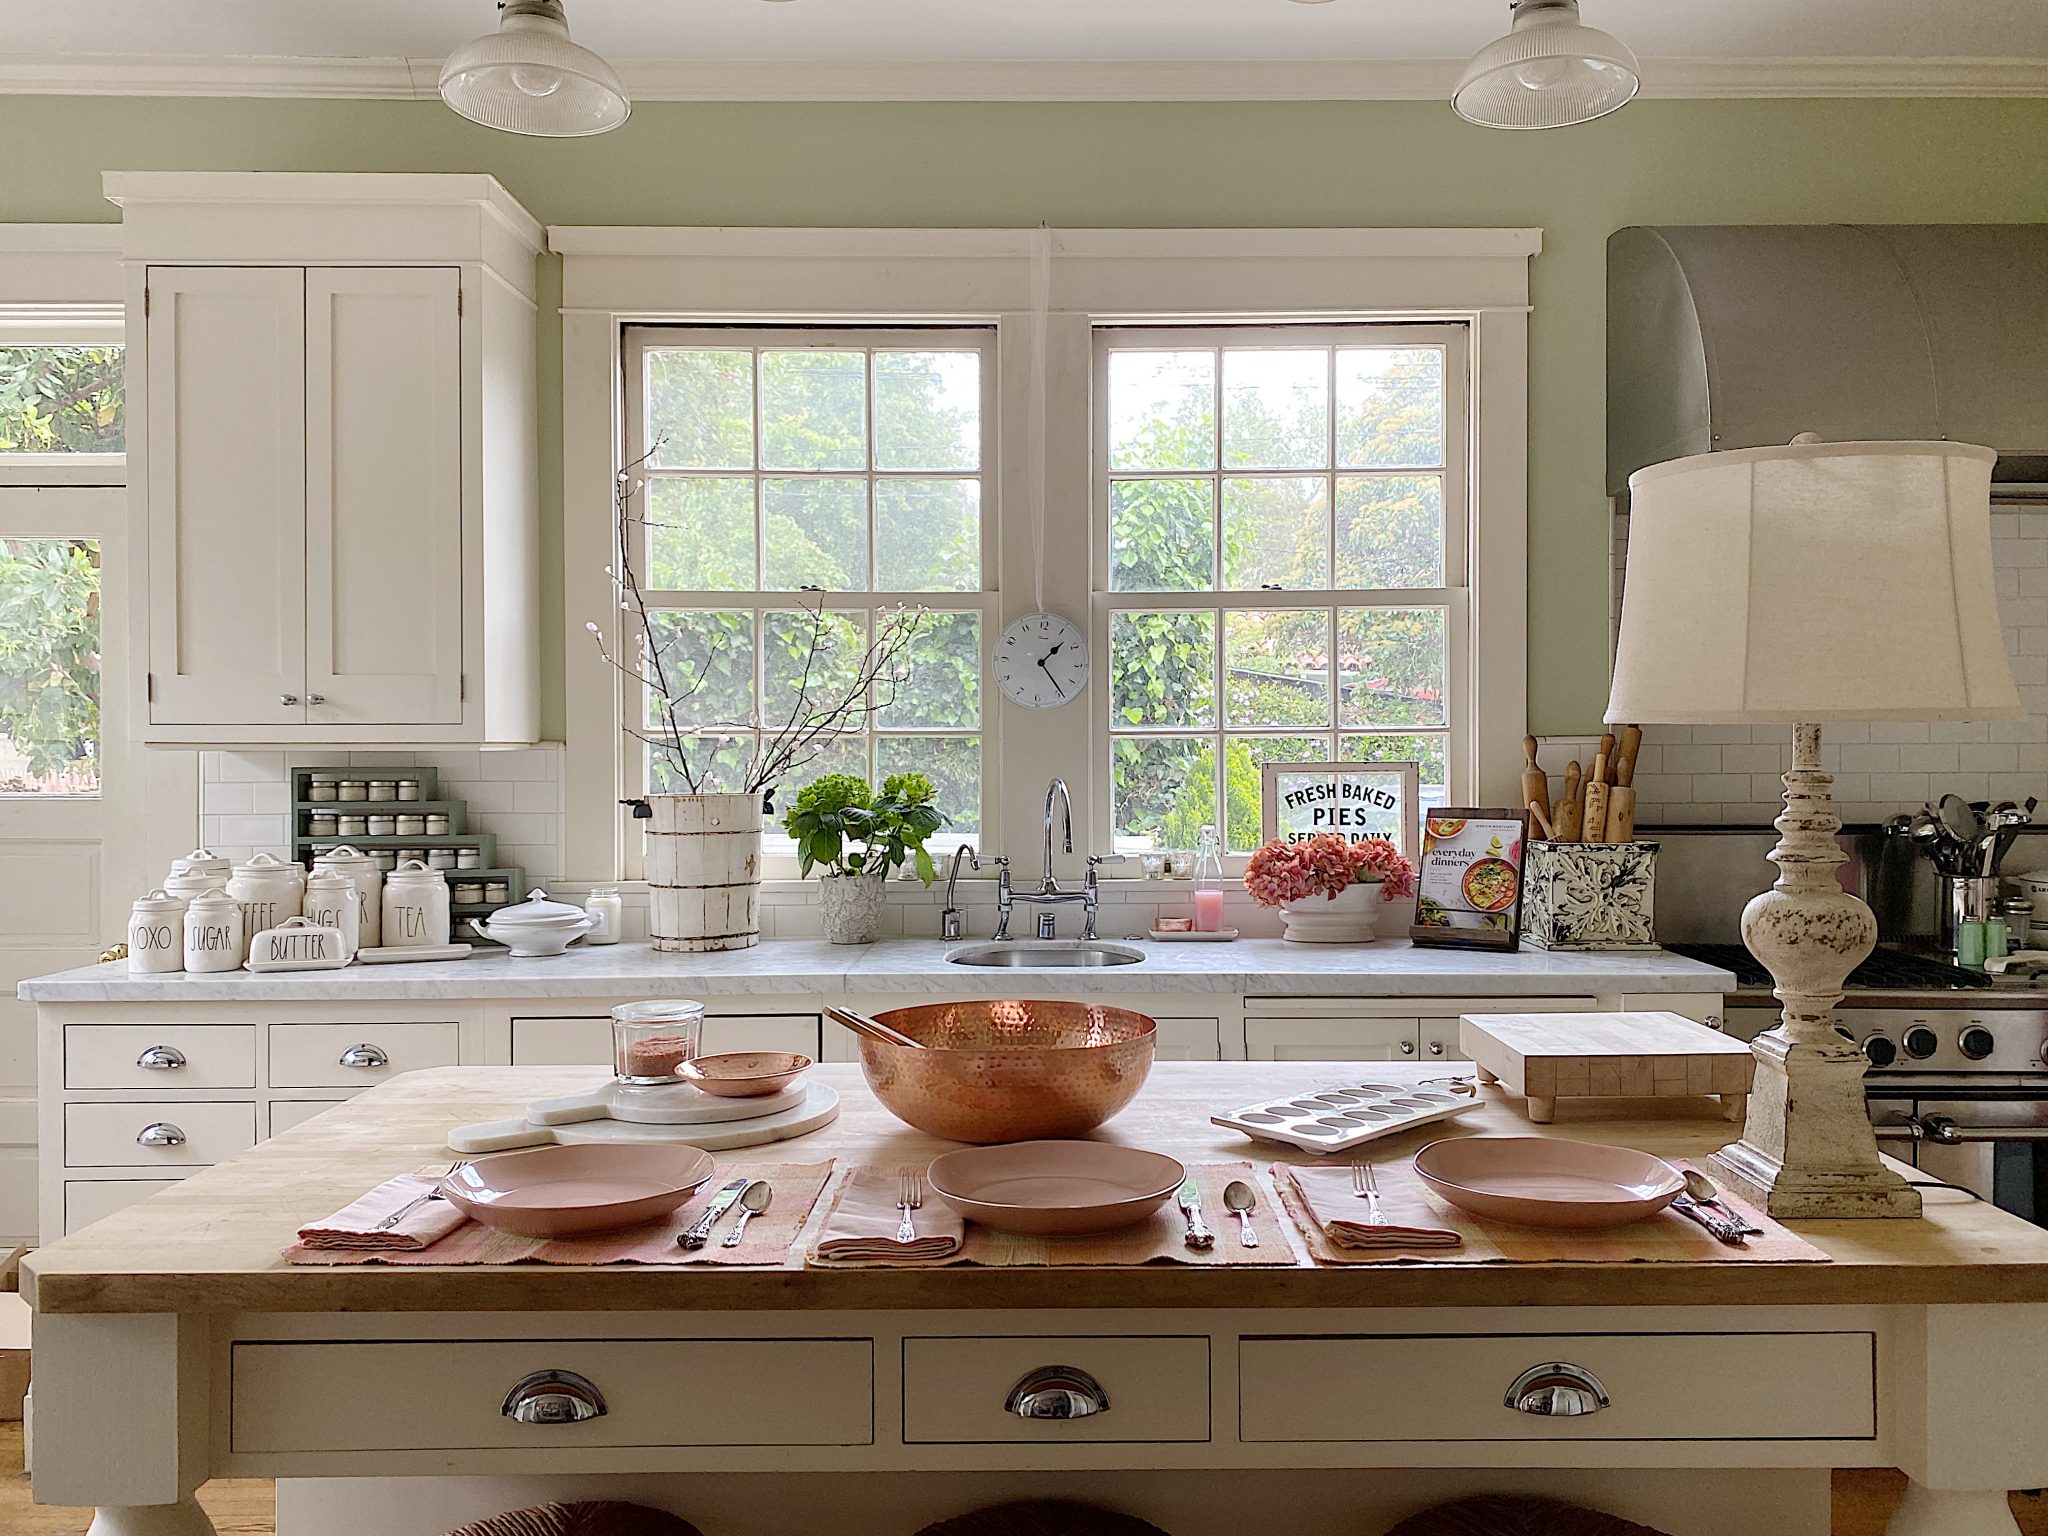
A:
1192 887 1226 932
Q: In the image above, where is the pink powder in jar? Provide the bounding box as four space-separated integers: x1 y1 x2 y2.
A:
621 1034 695 1080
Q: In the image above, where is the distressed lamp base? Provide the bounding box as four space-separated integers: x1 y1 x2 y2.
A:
1707 723 1921 1220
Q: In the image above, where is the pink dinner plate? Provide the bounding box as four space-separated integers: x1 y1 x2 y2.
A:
440 1143 717 1238
1412 1136 1685 1231
926 1140 1186 1236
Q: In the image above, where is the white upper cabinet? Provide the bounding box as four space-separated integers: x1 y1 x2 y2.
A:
110 173 542 746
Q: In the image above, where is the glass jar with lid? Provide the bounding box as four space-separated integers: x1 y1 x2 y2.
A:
611 999 704 1086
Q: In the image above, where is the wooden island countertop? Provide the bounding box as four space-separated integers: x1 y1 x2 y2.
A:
26 1061 2048 1316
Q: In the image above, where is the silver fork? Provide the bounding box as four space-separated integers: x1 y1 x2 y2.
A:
374 1160 470 1231
1351 1162 1388 1225
896 1169 924 1244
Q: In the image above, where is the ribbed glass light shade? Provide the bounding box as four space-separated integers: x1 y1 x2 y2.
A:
439 0 630 138
1452 0 1640 130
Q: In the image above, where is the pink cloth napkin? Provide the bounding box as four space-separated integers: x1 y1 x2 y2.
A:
296 1168 467 1252
1284 1163 1463 1250
813 1167 964 1263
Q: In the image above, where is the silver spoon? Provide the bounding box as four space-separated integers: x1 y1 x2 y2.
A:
721 1179 773 1248
1681 1169 1761 1233
1222 1179 1259 1248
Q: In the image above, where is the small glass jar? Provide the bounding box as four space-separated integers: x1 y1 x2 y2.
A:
428 848 457 870
307 774 339 803
425 813 451 835
611 999 704 1086
338 814 369 837
484 879 510 903
370 850 398 873
2002 892 2034 950
337 779 368 802
367 814 397 837
396 847 425 865
453 881 485 905
395 814 426 836
1164 849 1195 879
395 778 422 801
308 812 338 836
366 779 397 803
457 847 481 870
1139 851 1168 880
584 885 624 946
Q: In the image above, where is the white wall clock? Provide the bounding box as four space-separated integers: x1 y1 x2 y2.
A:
993 612 1090 709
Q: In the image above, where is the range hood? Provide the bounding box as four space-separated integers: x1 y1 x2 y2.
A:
1608 224 2048 498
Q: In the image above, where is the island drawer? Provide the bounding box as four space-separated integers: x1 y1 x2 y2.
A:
64 1101 257 1168
1239 1333 1875 1442
65 1024 257 1090
903 1336 1209 1444
267 1021 459 1088
231 1339 874 1454
63 1178 178 1234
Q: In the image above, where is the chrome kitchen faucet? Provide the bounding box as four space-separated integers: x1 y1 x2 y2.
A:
991 778 1125 941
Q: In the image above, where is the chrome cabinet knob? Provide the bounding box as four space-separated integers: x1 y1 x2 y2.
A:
136 1122 187 1149
1428 1040 1446 1057
1005 1365 1110 1420
338 1043 389 1070
1505 1362 1610 1418
1399 1041 1417 1056
280 694 299 706
306 693 326 706
136 1044 187 1071
501 1369 607 1426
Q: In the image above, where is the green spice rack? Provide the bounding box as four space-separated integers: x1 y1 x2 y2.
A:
290 765 528 925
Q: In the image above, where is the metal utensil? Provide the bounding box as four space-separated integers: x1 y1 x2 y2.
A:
1939 792 1981 846
1222 1179 1259 1248
1351 1161 1388 1224
895 1169 924 1243
1680 1168 1763 1236
720 1179 773 1248
1176 1177 1214 1250
822 1004 926 1050
1671 1193 1749 1246
373 1160 469 1231
677 1176 750 1249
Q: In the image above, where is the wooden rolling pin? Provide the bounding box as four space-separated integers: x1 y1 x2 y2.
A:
1521 735 1548 827
1583 749 1611 843
1606 724 1642 842
1527 799 1554 839
1552 760 1583 842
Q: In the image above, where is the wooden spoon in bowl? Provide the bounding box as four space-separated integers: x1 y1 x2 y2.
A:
824 1005 926 1050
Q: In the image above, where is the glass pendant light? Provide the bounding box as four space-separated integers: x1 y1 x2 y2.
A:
1452 0 1640 130
439 0 631 138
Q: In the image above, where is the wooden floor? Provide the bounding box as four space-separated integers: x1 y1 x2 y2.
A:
3 1425 2042 1535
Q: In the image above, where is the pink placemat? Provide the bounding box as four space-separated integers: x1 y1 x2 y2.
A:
1275 1157 1830 1266
285 1161 833 1267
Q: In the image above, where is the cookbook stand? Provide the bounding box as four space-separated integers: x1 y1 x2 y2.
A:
446 1076 840 1154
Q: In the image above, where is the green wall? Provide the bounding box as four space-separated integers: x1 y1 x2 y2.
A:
8 95 2045 738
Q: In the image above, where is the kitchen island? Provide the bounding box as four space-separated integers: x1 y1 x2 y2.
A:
23 1061 2048 1536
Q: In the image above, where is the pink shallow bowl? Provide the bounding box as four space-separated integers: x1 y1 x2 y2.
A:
679 1050 813 1098
440 1143 717 1237
1412 1136 1685 1231
926 1139 1185 1236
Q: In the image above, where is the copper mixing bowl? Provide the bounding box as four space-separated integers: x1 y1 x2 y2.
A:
853 999 1158 1144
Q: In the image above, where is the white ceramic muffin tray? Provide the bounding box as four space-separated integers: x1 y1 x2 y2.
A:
1212 1081 1481 1155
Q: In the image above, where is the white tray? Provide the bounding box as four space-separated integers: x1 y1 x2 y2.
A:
1212 1079 1481 1154
448 1082 841 1155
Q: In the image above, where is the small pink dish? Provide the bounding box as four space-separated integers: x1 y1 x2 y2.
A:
1412 1136 1684 1231
926 1139 1185 1236
439 1143 716 1237
678 1050 813 1098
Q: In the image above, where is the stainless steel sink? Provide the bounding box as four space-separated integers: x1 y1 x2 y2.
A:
945 941 1146 968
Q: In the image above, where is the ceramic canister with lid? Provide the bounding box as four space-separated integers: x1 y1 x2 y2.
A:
127 889 185 973
163 848 232 906
312 845 383 948
183 887 244 973
225 854 306 962
383 859 452 947
300 868 361 960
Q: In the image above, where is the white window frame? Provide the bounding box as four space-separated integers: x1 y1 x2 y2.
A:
0 227 126 490
615 323 1000 878
555 227 1535 887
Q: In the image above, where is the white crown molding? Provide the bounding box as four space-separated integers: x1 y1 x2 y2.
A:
0 52 2043 102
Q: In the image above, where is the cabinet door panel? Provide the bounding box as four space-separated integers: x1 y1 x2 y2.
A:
305 267 464 726
145 267 306 725
1245 1016 1421 1062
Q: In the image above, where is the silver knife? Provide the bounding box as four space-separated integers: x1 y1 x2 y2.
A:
1671 1193 1749 1247
677 1177 750 1249
1176 1177 1215 1251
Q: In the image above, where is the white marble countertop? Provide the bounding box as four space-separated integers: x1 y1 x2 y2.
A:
17 937 1736 1002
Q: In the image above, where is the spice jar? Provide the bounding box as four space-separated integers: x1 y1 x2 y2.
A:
584 885 624 945
308 813 338 836
611 999 704 1085
182 888 243 974
338 779 368 802
396 778 421 801
371 850 397 873
453 881 485 905
484 879 510 904
301 868 361 959
425 813 451 835
127 890 185 974
225 853 306 962
395 814 426 836
311 844 384 948
307 774 339 803
428 848 457 871
382 860 452 947
337 814 368 837
396 847 425 866
457 847 481 870
2002 892 2034 950
367 779 396 802
367 814 397 837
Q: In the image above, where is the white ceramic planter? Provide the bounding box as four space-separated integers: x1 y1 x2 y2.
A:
818 871 887 945
646 792 762 952
1280 881 1384 944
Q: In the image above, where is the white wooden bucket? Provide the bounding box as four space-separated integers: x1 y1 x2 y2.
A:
645 792 762 952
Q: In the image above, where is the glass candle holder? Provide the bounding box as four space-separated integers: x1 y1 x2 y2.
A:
1164 850 1196 879
612 999 705 1086
1138 851 1169 880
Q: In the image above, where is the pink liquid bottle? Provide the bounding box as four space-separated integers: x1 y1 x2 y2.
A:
1191 824 1227 933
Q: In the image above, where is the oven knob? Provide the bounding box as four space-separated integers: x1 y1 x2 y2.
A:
1861 1034 1897 1069
1903 1026 1940 1060
1959 1026 1996 1062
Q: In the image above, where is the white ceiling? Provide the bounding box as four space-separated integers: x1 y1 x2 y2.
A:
9 0 2048 67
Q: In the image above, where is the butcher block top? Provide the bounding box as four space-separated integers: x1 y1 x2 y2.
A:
1459 1011 1756 1099
25 1062 2048 1316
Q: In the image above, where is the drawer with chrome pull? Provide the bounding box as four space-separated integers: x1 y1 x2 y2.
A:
1238 1333 1875 1442
266 1021 458 1088
64 1024 257 1090
64 1100 257 1169
903 1336 1210 1444
230 1339 874 1454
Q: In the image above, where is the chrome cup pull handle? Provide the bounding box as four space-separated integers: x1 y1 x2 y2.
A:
279 694 299 707
1505 1362 1610 1418
136 1122 187 1149
136 1044 187 1071
338 1043 389 1070
1005 1365 1110 1420
501 1369 607 1426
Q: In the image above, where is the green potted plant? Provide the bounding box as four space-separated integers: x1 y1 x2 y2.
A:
784 771 947 944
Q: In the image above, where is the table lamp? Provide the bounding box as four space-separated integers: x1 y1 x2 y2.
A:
1607 437 2019 1219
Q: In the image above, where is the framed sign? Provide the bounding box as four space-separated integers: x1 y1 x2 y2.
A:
1260 761 1420 860
1410 807 1529 951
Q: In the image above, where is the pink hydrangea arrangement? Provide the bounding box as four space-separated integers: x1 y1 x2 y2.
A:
1244 833 1417 908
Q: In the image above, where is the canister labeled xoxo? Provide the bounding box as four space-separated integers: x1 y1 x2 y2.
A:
127 890 185 974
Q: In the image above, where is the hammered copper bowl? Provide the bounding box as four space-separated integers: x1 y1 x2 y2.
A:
855 1000 1158 1144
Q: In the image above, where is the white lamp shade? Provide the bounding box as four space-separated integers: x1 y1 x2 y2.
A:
1452 0 1640 130
440 0 630 139
1607 439 2020 725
